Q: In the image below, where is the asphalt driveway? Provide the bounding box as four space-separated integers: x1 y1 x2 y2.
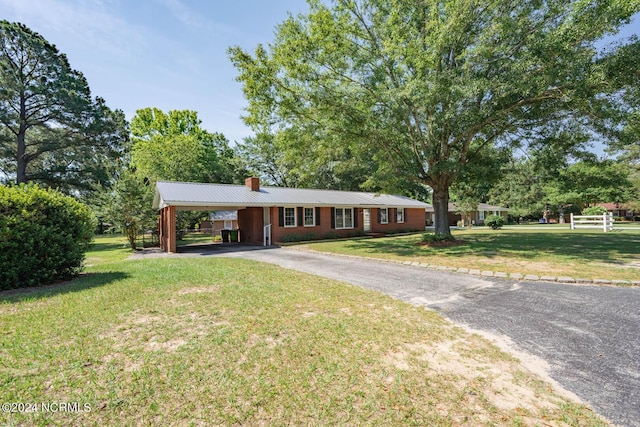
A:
201 245 639 426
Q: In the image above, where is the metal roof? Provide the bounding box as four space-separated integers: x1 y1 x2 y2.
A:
153 181 430 210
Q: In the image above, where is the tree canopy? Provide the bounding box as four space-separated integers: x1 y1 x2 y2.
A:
0 21 128 193
130 107 244 184
230 0 640 235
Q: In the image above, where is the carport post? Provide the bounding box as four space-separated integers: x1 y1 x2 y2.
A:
167 206 176 253
159 206 177 253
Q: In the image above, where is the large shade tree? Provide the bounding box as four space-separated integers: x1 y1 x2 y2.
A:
230 0 640 236
0 21 128 193
130 107 243 184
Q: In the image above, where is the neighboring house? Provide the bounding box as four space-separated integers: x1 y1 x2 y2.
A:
595 203 635 219
425 202 509 226
200 211 238 232
153 178 429 252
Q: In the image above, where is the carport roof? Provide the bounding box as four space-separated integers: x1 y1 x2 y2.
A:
153 180 431 210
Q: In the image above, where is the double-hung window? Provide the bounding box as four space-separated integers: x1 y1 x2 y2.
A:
304 207 315 227
396 207 405 223
284 207 296 227
335 208 354 229
379 208 389 224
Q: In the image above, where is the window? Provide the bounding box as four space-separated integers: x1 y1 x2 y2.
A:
479 210 485 221
379 208 388 224
396 207 405 223
304 207 315 227
335 208 354 229
224 220 233 230
284 207 296 227
344 208 353 228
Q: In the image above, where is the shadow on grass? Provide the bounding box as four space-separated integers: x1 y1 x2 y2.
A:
89 239 128 252
338 231 640 263
0 271 129 304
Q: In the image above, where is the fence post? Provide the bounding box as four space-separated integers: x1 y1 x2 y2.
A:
570 213 574 230
609 212 614 232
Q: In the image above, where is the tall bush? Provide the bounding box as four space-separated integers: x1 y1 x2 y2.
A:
485 215 505 230
0 184 94 290
582 206 608 215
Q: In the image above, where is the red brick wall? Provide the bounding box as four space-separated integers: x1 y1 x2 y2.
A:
271 207 359 242
370 208 425 233
237 207 264 244
270 206 425 242
159 206 177 252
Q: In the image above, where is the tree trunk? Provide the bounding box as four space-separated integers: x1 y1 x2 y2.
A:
16 95 28 184
432 184 452 236
16 130 27 184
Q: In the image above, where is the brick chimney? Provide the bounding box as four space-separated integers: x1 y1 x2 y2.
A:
245 177 260 191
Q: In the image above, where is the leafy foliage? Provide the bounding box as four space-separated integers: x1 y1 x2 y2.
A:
130 108 244 184
230 0 640 236
582 206 608 215
0 184 94 289
485 215 506 230
0 21 128 193
93 171 156 250
490 155 632 219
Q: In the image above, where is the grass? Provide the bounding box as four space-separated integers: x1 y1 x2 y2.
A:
0 235 608 426
296 226 640 282
177 231 217 246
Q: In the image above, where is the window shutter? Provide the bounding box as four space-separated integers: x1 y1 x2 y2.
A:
353 208 358 228
377 208 381 223
315 207 321 226
297 207 303 227
278 207 284 227
331 208 335 229
404 208 408 221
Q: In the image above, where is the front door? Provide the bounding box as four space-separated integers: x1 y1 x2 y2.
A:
263 207 271 245
363 208 371 232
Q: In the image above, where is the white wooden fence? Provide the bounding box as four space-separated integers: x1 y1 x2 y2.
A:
570 213 614 232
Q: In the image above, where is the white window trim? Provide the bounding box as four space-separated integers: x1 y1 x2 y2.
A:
479 210 485 220
380 208 389 224
223 220 233 230
397 207 405 224
284 207 296 228
303 207 315 227
335 207 354 229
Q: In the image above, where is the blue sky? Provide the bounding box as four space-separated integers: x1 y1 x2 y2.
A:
0 0 311 144
0 0 638 150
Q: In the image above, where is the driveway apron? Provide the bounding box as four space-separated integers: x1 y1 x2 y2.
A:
213 247 640 427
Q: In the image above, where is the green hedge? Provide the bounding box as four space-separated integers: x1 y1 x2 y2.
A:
0 184 95 290
485 215 505 230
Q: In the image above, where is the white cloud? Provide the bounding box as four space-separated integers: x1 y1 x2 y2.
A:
0 0 151 59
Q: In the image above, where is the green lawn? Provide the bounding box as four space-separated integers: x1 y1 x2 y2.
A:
296 226 640 282
0 235 607 426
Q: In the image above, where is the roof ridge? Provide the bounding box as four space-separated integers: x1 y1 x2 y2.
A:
157 180 411 197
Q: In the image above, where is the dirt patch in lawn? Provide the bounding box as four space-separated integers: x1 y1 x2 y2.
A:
383 329 587 424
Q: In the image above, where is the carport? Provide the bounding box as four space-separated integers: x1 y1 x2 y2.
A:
154 179 264 253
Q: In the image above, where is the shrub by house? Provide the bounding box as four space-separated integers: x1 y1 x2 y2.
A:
0 184 94 290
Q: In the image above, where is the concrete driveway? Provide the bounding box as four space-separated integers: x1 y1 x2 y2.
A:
203 246 639 426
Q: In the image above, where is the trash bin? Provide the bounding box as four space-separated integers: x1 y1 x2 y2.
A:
221 229 230 243
229 230 238 242
539 218 546 224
